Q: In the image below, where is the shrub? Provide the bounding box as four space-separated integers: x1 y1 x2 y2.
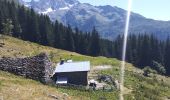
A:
152 61 166 75
143 66 157 77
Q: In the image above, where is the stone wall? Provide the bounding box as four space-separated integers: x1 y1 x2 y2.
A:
0 53 53 83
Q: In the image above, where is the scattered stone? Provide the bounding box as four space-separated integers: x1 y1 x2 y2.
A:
62 93 68 100
48 94 59 99
98 75 114 84
114 80 119 89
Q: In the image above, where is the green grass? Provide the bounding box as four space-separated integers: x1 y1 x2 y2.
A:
57 87 119 100
98 68 170 100
0 36 170 100
0 71 75 100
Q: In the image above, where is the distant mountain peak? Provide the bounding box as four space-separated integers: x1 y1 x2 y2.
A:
20 0 170 40
22 0 79 12
23 0 79 4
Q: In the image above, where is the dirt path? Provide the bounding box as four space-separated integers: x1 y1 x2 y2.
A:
93 65 112 71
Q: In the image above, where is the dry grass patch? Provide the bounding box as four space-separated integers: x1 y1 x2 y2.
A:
0 71 75 100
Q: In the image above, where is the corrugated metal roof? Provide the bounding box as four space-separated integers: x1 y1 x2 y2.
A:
54 61 90 73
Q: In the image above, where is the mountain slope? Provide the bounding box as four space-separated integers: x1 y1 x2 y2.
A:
0 36 170 99
20 0 170 40
0 71 74 100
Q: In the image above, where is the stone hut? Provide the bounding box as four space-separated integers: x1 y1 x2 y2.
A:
52 61 90 86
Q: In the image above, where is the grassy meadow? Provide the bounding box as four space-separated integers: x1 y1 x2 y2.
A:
0 36 170 100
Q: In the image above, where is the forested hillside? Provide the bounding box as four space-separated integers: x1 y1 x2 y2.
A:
0 0 115 57
0 0 170 76
114 34 170 75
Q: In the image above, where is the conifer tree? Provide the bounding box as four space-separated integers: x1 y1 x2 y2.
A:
2 19 14 36
65 24 75 51
164 38 170 75
18 5 27 39
89 27 101 56
54 20 62 48
38 15 49 45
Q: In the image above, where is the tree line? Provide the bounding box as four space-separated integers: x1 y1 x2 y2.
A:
114 34 169 75
0 0 114 57
0 0 170 76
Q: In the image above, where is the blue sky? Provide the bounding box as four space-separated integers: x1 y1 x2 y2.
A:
25 0 170 21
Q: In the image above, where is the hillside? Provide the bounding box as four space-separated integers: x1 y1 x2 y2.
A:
0 71 75 100
2 0 170 76
0 36 170 100
21 0 170 40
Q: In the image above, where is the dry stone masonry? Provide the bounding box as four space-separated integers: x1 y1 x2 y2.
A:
0 53 53 83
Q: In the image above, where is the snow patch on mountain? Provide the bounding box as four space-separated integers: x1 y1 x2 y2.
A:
59 7 69 10
42 8 54 14
58 4 74 10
